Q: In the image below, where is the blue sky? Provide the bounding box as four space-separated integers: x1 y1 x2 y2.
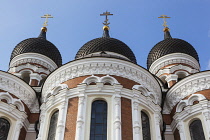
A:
1 0 210 71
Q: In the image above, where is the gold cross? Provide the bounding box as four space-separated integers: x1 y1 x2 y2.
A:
41 14 53 27
100 11 113 26
158 15 171 28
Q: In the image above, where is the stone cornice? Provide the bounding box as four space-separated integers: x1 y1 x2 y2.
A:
42 58 161 104
0 71 38 112
10 53 58 72
149 53 200 74
163 71 210 114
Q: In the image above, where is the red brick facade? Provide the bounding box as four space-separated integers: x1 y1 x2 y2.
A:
121 97 133 140
64 97 79 140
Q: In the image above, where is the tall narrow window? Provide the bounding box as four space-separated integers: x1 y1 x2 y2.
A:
0 118 10 140
90 100 107 140
141 111 151 140
47 110 59 140
189 120 205 140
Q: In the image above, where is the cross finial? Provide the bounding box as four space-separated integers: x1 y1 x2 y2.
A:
100 11 113 26
158 15 171 28
41 14 53 27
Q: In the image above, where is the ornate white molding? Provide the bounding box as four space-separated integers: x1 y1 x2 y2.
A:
0 71 38 112
156 64 199 77
176 94 206 112
149 53 200 74
163 71 210 114
0 100 27 140
42 58 161 104
10 53 58 72
172 100 210 140
9 63 50 75
82 75 119 85
0 92 25 111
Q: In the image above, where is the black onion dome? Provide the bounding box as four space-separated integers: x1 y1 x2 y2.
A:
147 30 199 69
10 29 62 66
75 29 136 63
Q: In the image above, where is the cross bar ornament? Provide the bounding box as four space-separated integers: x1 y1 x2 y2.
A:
41 14 53 27
158 15 171 28
100 11 113 26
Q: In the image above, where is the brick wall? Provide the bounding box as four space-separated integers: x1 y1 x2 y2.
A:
64 97 78 140
121 97 133 140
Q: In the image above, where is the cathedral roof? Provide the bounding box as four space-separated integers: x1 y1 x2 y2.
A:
147 28 199 69
10 27 62 66
75 26 137 64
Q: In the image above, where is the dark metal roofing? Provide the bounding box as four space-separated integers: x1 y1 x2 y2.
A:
147 38 199 69
10 37 62 66
75 37 137 64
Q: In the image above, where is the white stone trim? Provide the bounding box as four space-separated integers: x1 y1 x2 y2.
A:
176 94 206 112
156 64 199 78
82 75 119 85
42 58 161 105
9 63 50 75
163 71 210 114
0 92 25 111
172 100 210 140
0 100 27 140
0 71 38 113
149 53 200 74
132 90 162 140
10 53 58 72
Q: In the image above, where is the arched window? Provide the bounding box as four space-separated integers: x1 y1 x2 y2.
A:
90 100 107 140
141 111 151 140
22 71 31 84
47 110 59 140
0 118 10 140
189 120 205 140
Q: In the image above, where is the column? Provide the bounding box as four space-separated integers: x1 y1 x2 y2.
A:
56 100 68 140
165 74 178 87
203 111 210 139
132 100 141 140
113 94 121 140
30 73 42 86
36 103 46 140
75 95 86 140
176 120 187 140
14 120 24 140
154 114 162 140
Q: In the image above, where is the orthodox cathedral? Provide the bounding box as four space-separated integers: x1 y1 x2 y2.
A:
0 13 209 140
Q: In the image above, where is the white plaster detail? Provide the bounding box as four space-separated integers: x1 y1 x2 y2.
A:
42 58 161 105
82 75 119 85
10 53 58 72
156 64 199 78
176 94 206 112
163 71 210 114
0 71 38 113
165 74 178 83
149 53 200 74
0 99 27 140
132 85 158 104
9 63 50 75
172 100 210 140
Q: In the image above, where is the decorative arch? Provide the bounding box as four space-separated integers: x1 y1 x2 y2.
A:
82 75 119 86
176 94 206 112
0 92 25 112
133 85 157 104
